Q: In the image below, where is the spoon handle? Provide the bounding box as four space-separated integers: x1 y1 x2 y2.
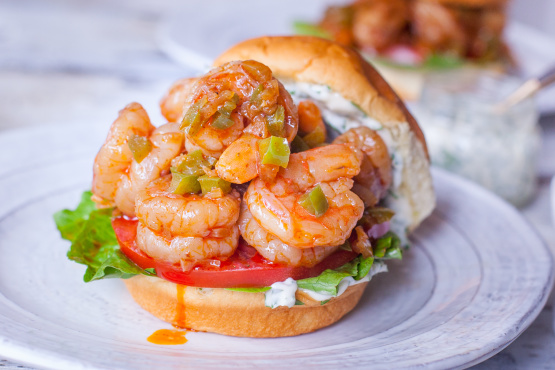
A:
539 65 555 88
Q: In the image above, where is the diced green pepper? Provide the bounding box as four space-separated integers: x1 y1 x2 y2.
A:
169 172 201 195
210 92 239 130
211 112 235 129
174 150 206 176
259 136 290 168
291 135 310 153
302 125 326 148
127 135 152 163
298 185 328 217
266 105 285 137
198 175 232 195
250 84 264 106
180 96 208 136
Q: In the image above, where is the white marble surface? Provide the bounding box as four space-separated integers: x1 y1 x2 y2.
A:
0 0 554 368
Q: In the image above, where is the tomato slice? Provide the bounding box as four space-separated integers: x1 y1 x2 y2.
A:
112 217 359 288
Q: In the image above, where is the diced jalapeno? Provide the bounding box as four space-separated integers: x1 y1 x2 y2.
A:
266 105 285 137
169 172 201 195
250 84 264 106
210 92 239 130
127 135 152 163
198 175 232 195
174 150 206 176
180 96 208 136
302 125 326 148
298 185 328 217
291 135 310 153
211 112 235 129
259 136 290 168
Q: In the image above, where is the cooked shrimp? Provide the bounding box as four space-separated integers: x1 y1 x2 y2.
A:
159 78 198 123
238 202 339 267
184 112 245 158
298 100 326 136
245 144 364 248
333 127 392 207
278 143 362 192
351 0 409 52
136 222 239 268
181 60 298 158
114 130 184 216
412 1 466 56
135 175 241 238
215 133 279 184
92 103 154 207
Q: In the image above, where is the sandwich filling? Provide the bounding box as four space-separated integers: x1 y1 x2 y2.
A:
54 59 408 308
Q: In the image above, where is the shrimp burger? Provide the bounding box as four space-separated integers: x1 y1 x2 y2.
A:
54 36 435 338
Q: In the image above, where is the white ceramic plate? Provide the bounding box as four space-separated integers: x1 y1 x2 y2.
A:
158 0 555 113
0 124 552 370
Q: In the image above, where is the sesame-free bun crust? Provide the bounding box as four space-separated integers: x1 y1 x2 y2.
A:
125 275 367 337
215 36 435 231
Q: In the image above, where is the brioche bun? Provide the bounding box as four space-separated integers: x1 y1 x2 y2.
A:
126 36 434 337
125 275 367 337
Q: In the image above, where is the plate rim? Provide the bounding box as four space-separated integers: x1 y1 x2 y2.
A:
0 126 552 369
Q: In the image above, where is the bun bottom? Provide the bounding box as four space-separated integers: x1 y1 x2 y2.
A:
124 275 367 337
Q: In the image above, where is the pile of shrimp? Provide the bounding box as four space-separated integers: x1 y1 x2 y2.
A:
92 60 392 270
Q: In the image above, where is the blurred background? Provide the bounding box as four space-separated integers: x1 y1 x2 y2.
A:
1 0 554 368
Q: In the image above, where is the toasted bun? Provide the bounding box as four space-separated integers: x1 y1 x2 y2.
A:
125 275 367 337
215 36 435 231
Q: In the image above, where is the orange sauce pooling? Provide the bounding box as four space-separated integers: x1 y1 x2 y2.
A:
147 329 188 345
147 284 189 345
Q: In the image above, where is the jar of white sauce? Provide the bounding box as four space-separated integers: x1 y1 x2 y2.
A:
414 70 541 207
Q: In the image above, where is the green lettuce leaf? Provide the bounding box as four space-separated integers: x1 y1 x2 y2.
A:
297 256 374 295
373 53 464 71
54 191 151 282
53 191 97 241
374 231 403 260
292 21 332 39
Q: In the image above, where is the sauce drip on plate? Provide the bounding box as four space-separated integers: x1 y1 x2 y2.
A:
147 329 188 345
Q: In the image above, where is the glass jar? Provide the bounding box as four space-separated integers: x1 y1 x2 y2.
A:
414 70 541 207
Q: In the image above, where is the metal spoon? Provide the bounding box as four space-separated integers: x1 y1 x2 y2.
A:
494 66 555 112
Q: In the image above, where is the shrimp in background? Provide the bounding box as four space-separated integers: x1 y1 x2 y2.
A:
92 103 154 207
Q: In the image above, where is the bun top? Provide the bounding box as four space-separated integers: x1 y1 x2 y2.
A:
215 36 435 231
214 36 428 157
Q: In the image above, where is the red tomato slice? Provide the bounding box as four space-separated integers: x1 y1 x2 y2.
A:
112 217 359 288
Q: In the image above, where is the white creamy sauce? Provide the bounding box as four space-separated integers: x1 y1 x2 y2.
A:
264 262 388 308
284 81 410 241
264 278 298 309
